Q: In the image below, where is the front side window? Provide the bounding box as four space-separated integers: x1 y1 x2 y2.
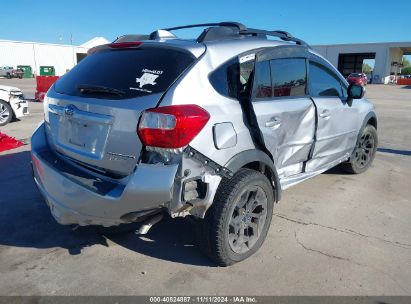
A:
252 61 272 98
309 62 342 97
271 58 307 97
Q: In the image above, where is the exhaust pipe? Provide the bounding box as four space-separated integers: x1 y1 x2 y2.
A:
136 213 164 235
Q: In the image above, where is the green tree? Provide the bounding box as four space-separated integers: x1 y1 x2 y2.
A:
401 56 411 75
402 66 411 75
362 63 373 74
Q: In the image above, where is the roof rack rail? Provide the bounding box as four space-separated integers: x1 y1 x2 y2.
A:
162 22 247 32
145 22 310 48
241 28 310 48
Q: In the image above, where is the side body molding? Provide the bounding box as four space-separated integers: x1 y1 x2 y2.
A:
224 149 282 202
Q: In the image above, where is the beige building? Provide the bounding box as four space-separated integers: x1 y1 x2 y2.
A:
313 41 411 84
0 37 109 76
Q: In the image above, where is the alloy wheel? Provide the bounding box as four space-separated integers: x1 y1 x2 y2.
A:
353 130 375 168
0 103 10 124
228 186 268 254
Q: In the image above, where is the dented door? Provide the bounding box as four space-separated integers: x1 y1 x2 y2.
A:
306 61 359 171
253 97 316 177
251 50 316 178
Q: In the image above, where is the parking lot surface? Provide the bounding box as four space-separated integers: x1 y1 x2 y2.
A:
0 78 410 295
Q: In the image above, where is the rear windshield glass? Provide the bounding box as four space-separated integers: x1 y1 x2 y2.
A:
54 47 195 99
349 73 361 78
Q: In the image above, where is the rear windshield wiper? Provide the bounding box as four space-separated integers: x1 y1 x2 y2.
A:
77 84 125 96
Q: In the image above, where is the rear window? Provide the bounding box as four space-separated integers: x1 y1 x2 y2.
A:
54 47 195 99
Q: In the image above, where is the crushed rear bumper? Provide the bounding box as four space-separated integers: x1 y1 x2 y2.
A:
31 122 179 227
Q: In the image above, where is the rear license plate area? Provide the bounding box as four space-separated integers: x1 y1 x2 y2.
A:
56 116 110 159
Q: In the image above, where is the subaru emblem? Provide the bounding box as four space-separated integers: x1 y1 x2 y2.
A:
64 105 76 117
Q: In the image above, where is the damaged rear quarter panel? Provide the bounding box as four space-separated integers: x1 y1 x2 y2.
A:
159 49 257 170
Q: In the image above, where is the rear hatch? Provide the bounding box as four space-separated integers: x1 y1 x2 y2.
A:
44 43 200 177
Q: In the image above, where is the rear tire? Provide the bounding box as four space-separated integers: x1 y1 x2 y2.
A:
196 168 274 266
0 100 13 126
341 124 378 174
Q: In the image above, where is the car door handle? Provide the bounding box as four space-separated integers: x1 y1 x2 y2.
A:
265 117 281 128
319 109 331 118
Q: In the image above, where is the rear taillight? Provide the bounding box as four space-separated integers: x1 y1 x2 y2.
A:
137 105 210 149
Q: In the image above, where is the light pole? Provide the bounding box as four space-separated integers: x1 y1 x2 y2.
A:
70 33 76 70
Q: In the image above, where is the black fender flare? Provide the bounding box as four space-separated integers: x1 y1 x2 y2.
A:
224 149 282 202
360 111 377 130
351 111 378 156
357 110 378 142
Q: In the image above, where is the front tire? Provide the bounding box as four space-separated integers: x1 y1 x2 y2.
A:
0 100 13 126
196 168 274 266
341 124 378 174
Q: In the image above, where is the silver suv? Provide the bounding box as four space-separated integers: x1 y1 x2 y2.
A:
31 22 378 266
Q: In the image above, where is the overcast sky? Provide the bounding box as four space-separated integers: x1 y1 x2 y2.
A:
3 0 411 47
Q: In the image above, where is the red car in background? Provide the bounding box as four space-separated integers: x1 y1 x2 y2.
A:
346 73 368 86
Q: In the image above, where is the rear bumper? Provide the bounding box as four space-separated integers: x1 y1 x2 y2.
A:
347 80 365 86
31 122 179 227
10 98 29 118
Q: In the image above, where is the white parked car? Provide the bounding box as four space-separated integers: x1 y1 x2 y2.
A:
0 66 23 79
0 85 29 126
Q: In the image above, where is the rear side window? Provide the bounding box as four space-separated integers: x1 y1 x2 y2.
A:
240 60 254 85
271 58 307 97
252 61 272 98
209 58 239 99
309 62 342 97
209 55 256 100
54 47 195 99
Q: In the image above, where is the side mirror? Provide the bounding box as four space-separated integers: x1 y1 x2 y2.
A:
348 84 365 99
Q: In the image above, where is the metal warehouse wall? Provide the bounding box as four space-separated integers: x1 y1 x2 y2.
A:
0 40 88 76
313 42 411 84
313 44 389 84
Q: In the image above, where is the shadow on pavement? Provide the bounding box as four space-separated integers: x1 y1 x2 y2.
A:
0 151 108 255
377 147 411 156
0 150 213 266
400 85 411 89
323 166 351 175
108 217 214 266
324 147 411 175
